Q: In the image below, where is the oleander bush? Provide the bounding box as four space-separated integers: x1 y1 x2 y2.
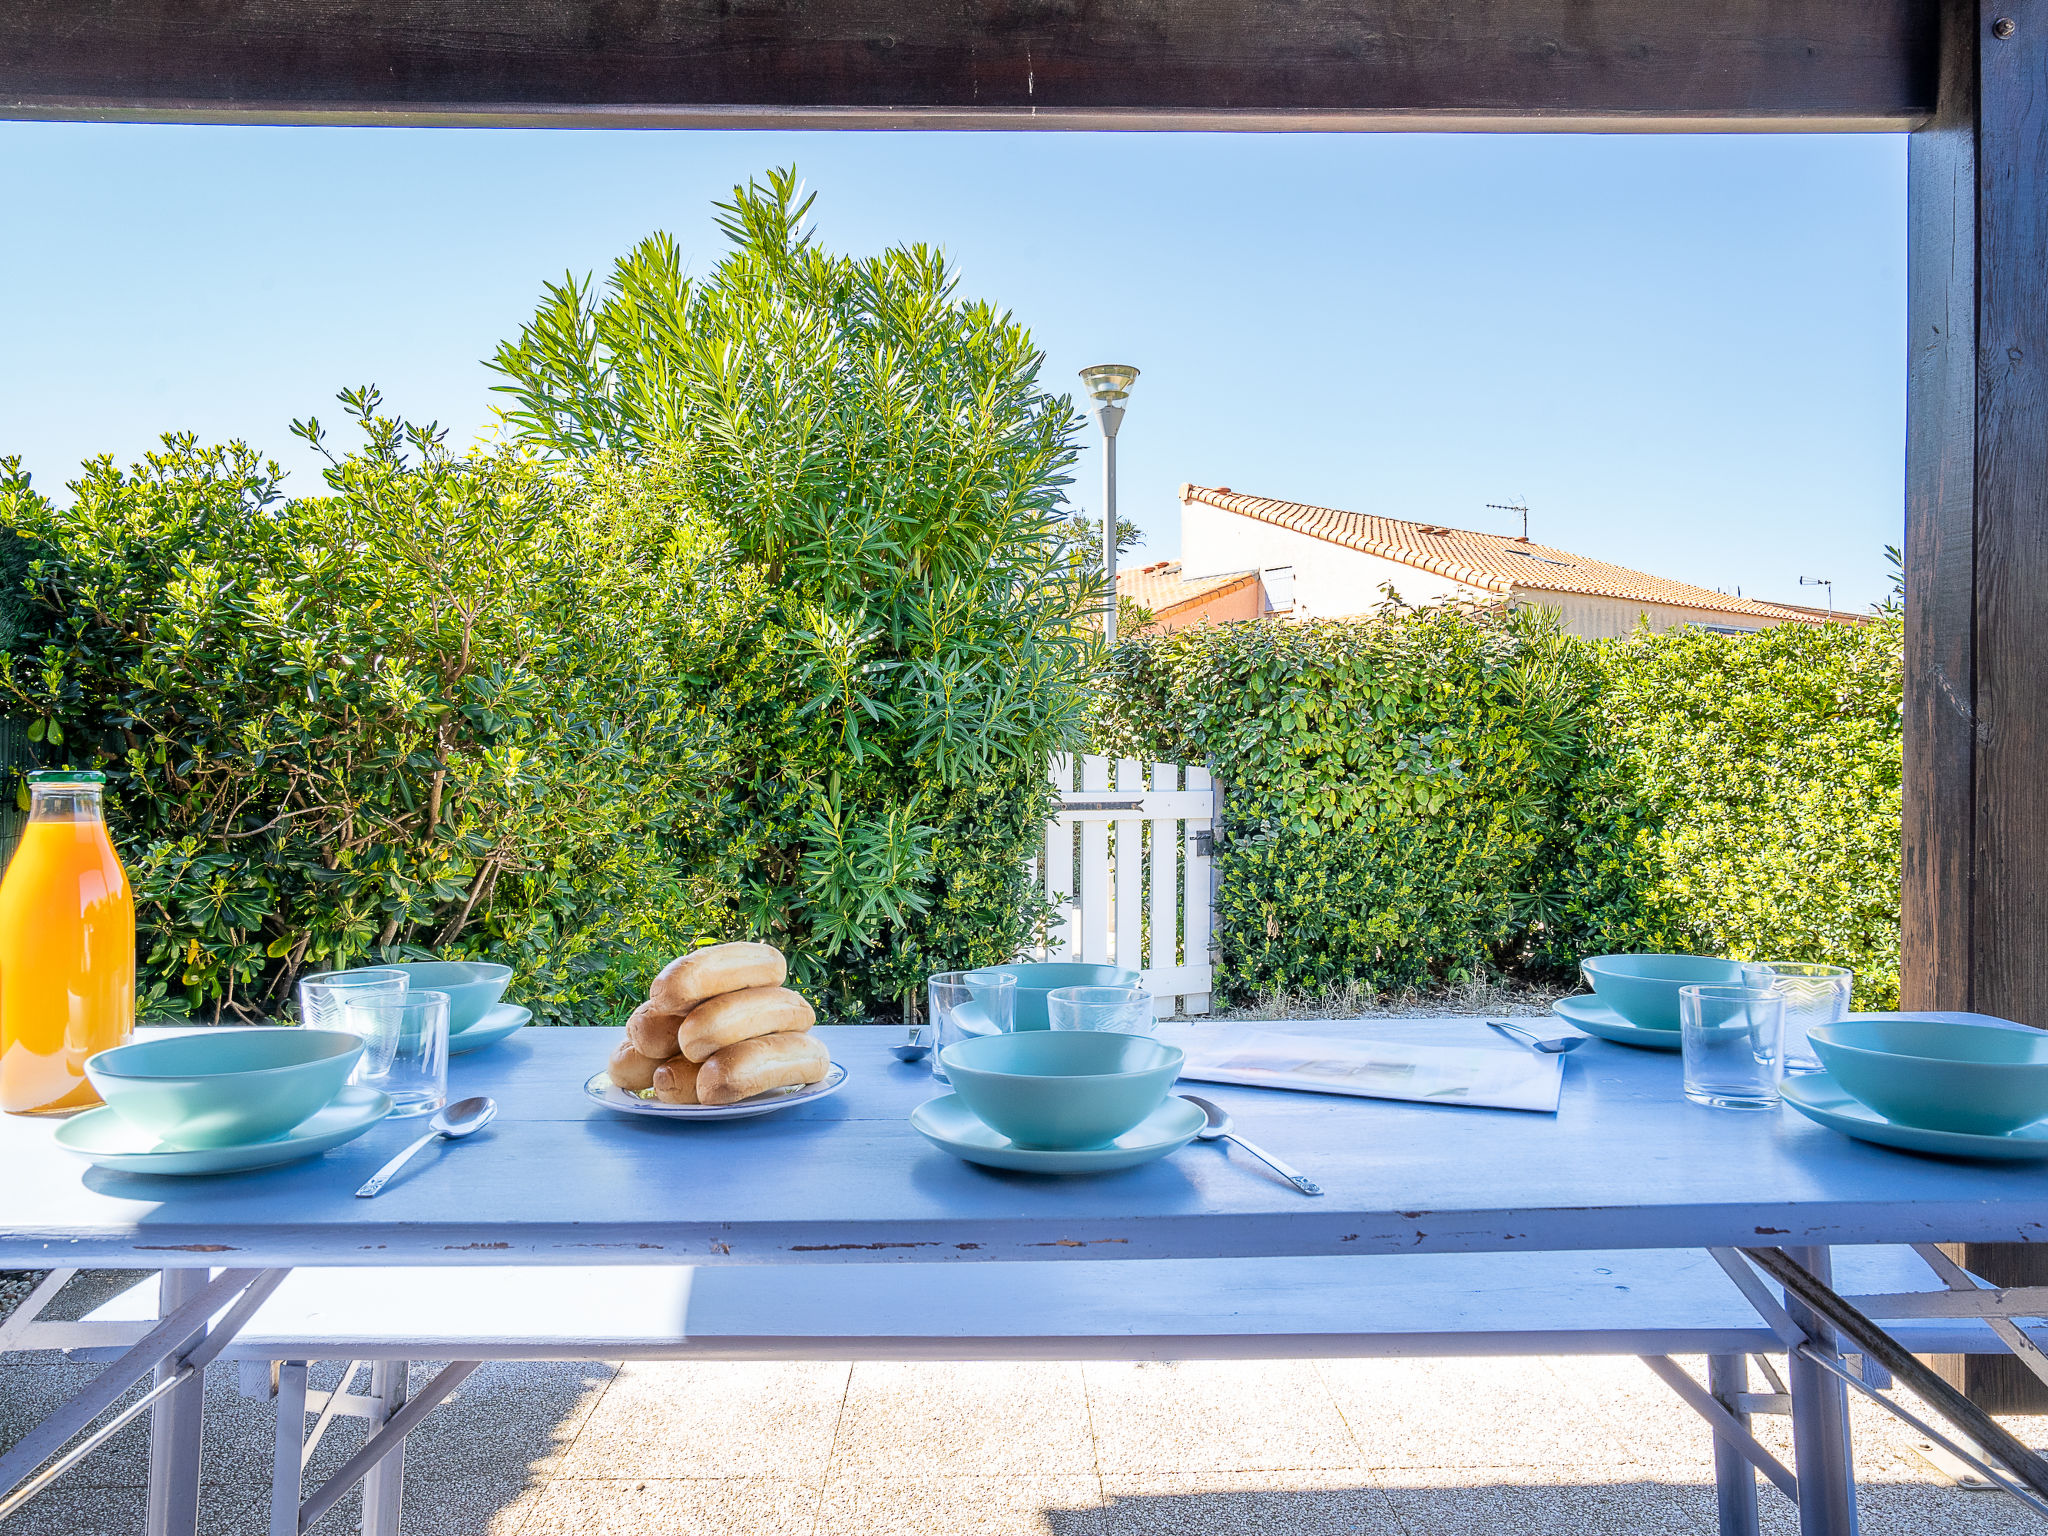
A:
489 169 1098 1015
1096 604 1903 1009
0 401 744 1022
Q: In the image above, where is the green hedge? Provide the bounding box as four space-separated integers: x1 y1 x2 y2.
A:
1096 607 1903 1008
1586 617 1903 1008
0 414 741 1023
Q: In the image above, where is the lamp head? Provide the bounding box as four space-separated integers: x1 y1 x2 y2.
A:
1079 364 1141 404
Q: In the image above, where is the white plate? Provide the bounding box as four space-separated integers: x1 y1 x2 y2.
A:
450 1003 530 1055
583 1061 848 1121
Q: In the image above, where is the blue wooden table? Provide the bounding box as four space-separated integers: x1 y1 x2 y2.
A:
0 1018 2042 1536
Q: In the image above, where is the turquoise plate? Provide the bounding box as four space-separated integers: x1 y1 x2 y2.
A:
911 1092 1204 1173
449 1003 530 1056
55 1086 393 1176
1552 995 1682 1052
1782 1073 2048 1162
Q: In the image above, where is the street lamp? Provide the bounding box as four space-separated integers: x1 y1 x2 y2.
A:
1079 364 1140 643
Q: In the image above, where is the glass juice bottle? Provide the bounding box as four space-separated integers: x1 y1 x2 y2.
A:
0 770 135 1114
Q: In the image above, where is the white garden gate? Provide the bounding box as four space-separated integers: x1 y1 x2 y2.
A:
1035 753 1216 1017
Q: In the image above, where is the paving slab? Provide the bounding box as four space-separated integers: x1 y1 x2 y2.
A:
1369 1469 1717 1535
1082 1360 1358 1474
2 1350 2040 1534
1317 1356 1641 1474
1087 1471 1406 1536
814 1474 1104 1536
830 1362 1095 1478
552 1360 848 1481
513 1476 823 1536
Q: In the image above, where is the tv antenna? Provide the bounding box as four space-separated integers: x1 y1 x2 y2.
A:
1487 498 1530 542
1799 575 1835 620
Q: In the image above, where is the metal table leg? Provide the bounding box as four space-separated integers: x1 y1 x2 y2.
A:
1708 1354 1762 1536
0 1267 288 1531
359 1361 410 1536
145 1269 210 1536
278 1360 476 1536
270 1364 308 1536
1783 1247 1858 1536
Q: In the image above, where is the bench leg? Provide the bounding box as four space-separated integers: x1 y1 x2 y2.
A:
271 1363 308 1536
145 1269 209 1536
1785 1247 1859 1536
1707 1354 1761 1536
360 1361 410 1536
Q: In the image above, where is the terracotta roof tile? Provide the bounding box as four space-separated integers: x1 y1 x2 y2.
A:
1178 485 1822 626
1117 561 1258 615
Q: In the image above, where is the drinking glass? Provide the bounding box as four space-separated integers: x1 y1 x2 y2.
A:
1046 985 1156 1034
927 970 1017 1083
1679 984 1784 1111
339 989 450 1117
298 967 410 1032
1740 961 1852 1074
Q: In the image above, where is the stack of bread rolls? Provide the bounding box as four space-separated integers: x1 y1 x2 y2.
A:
604 942 829 1107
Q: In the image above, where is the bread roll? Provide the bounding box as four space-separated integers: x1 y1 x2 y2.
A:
650 1057 703 1105
698 1032 830 1106
625 999 689 1061
607 1040 663 1092
678 986 815 1063
651 942 787 1014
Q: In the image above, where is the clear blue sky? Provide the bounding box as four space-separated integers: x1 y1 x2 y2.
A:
2 125 1904 610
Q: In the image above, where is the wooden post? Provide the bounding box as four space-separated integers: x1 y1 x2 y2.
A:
1904 0 2048 1411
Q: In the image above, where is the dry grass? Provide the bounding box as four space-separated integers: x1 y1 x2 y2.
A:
1199 975 1576 1022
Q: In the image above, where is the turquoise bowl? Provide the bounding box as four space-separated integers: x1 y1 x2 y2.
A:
1581 953 1744 1031
938 1030 1183 1149
85 1028 364 1149
385 961 512 1033
1807 1018 2048 1135
975 963 1144 1031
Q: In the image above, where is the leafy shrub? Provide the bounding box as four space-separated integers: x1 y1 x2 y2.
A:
1095 605 1621 997
1588 616 1904 1008
1097 606 1903 1009
0 398 740 1022
489 170 1096 1015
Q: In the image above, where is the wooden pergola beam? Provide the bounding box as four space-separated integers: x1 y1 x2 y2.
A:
0 0 1935 131
1905 0 2048 1412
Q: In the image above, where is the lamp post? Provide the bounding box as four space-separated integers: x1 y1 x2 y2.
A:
1079 364 1140 644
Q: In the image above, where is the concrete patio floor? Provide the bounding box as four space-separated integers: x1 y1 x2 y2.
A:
1 1350 2041 1535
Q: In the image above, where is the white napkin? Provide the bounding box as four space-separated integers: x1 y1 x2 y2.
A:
1158 1023 1563 1114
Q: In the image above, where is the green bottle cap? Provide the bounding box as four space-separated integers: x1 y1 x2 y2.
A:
26 770 105 785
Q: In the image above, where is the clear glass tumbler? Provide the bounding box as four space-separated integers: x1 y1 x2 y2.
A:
1740 961 1852 1074
1046 985 1155 1034
1679 983 1785 1111
927 970 1017 1083
339 989 450 1117
297 967 410 1032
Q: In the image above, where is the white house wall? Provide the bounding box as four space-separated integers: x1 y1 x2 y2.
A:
1533 592 1785 638
1179 499 1806 636
1179 502 1486 617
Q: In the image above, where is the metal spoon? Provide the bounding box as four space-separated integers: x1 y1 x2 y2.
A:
1486 1020 1589 1054
354 1096 498 1198
891 1025 931 1064
1180 1094 1323 1196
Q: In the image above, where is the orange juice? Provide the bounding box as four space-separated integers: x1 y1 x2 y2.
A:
0 770 134 1114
